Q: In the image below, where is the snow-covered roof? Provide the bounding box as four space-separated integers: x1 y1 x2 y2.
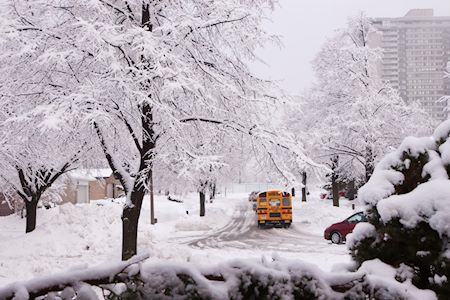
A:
68 169 113 181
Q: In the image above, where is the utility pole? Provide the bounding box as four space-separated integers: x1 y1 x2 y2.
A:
301 172 307 202
150 170 156 224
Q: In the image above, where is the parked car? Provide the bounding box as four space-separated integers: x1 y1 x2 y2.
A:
319 191 346 200
324 211 367 244
248 191 259 202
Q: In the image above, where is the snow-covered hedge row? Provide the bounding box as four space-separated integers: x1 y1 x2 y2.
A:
350 120 450 298
0 256 436 299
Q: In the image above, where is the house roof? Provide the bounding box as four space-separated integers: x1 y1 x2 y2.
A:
68 168 113 181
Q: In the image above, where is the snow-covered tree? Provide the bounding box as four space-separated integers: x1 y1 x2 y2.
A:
162 123 243 216
0 104 87 232
0 0 315 259
0 17 97 231
349 120 450 298
299 13 431 186
440 61 450 115
188 158 224 217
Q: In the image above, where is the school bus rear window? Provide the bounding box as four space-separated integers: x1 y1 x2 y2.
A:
269 199 280 207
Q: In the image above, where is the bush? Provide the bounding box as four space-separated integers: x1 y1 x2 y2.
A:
349 120 450 299
1 256 435 299
102 259 433 300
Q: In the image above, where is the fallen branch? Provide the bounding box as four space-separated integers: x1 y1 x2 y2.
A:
167 195 183 203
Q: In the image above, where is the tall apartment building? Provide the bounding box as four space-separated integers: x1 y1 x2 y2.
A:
372 9 450 120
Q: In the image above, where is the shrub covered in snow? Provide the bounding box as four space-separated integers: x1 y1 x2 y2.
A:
0 256 437 299
349 120 450 298
94 259 339 299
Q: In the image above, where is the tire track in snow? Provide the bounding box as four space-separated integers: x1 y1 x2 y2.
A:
181 200 340 254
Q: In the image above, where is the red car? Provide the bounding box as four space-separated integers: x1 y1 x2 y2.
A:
320 191 346 200
324 212 367 244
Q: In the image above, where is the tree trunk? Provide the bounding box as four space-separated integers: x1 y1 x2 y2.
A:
121 3 158 260
347 180 356 200
209 182 216 201
121 99 155 260
199 191 206 217
301 172 307 202
301 187 307 202
332 174 339 207
365 162 374 183
25 199 38 233
331 155 339 207
122 187 145 261
365 147 374 182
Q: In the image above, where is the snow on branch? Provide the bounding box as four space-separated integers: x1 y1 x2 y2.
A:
178 116 321 172
0 256 436 300
0 253 150 299
93 122 132 195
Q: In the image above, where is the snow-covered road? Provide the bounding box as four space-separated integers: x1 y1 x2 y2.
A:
176 199 351 264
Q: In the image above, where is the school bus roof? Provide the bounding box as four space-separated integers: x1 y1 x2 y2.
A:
258 190 290 197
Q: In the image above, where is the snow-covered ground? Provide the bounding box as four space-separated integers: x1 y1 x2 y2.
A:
0 191 360 286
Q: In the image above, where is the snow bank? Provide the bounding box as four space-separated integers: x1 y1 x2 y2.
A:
0 200 127 285
0 193 240 286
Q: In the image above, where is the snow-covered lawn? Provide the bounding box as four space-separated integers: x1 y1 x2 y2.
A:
0 191 360 286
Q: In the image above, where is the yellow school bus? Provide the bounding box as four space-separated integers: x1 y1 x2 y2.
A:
256 190 292 228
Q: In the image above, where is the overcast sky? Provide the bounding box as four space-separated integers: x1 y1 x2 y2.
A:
253 0 450 94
